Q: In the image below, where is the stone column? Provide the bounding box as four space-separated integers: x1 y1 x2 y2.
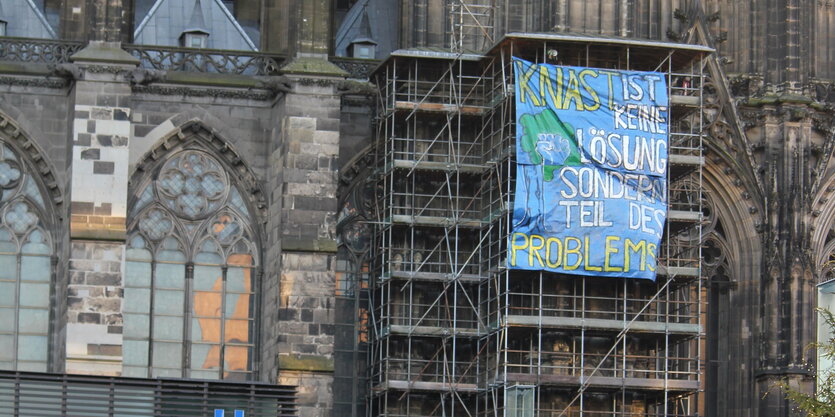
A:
64 42 137 376
268 62 347 417
754 107 817 417
262 0 332 56
60 0 132 43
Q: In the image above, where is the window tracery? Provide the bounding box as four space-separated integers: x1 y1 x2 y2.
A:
0 142 54 372
336 175 375 296
123 148 258 381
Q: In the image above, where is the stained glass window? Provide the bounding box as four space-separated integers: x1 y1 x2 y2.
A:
0 143 54 372
123 149 258 380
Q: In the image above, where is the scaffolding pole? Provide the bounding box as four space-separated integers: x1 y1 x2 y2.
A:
367 32 708 417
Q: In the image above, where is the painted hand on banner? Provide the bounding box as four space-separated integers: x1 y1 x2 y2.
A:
519 108 579 181
535 133 573 166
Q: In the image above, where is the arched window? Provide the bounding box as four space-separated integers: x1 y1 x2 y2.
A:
0 141 54 372
123 149 259 380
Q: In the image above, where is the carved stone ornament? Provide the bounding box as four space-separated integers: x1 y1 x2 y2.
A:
338 166 377 260
138 207 174 241
342 221 371 254
131 85 276 101
0 141 52 242
134 121 267 221
0 113 62 207
155 150 229 220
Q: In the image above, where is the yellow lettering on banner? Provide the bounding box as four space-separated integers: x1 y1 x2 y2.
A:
624 239 647 271
600 70 618 111
564 237 582 270
509 232 656 275
529 234 546 267
517 62 542 106
546 237 562 268
540 65 563 109
583 236 602 271
579 69 601 111
604 236 622 272
647 243 657 272
563 71 584 111
510 233 529 266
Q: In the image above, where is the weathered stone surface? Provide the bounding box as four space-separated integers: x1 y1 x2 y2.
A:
277 354 335 372
77 312 101 324
278 371 333 417
92 161 115 174
66 241 124 376
80 149 101 160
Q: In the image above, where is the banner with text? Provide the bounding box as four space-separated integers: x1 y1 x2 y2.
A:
508 57 668 280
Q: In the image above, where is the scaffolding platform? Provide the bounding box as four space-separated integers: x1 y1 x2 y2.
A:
394 100 488 115
504 315 702 336
386 324 482 337
373 380 480 393
502 374 700 392
366 32 711 417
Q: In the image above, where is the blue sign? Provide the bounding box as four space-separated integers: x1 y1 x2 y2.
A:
508 57 669 280
215 410 244 417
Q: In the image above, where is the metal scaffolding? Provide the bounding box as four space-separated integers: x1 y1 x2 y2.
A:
367 33 710 417
449 0 495 53
369 48 488 417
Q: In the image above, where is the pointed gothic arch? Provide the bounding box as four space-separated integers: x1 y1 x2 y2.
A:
123 121 266 380
131 120 266 220
808 133 835 281
0 111 63 372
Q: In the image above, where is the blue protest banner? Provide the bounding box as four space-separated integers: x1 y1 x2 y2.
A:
508 57 669 280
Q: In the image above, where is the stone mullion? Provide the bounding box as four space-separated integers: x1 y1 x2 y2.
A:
147 258 156 379
48 254 60 372
219 264 228 379
12 244 21 370
183 262 195 378
252 269 264 380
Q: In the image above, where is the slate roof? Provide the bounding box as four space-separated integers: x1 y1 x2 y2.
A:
334 0 399 59
134 0 257 51
0 0 57 39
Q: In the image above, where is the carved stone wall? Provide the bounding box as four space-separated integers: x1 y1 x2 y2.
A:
6 1 835 417
0 35 347 417
272 79 342 417
695 5 830 413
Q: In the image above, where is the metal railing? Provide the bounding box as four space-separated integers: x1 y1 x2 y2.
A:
500 290 699 324
0 38 384 80
379 302 480 330
123 44 286 75
536 410 697 417
0 370 297 417
387 75 487 110
378 246 482 277
0 37 83 64
387 136 483 167
330 57 379 80
375 358 479 385
387 192 483 221
502 350 699 380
